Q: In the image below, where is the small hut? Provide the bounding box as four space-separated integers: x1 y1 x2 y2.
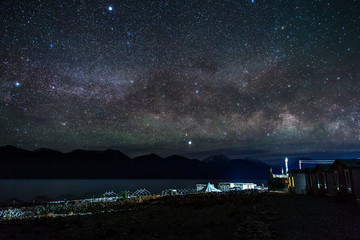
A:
313 164 332 196
326 166 335 197
329 159 360 204
305 168 316 195
268 158 289 191
288 169 306 194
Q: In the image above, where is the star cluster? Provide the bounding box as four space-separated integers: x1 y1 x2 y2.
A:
1 0 360 160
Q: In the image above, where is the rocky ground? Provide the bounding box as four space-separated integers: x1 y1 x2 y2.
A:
0 192 359 240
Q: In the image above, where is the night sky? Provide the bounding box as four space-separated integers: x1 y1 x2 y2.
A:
1 0 360 162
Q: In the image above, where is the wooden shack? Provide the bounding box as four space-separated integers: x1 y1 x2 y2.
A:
313 164 331 196
329 159 360 204
305 168 316 195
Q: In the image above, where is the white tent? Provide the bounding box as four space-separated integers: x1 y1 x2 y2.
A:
200 182 222 193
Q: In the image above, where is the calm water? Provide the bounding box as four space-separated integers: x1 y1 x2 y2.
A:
0 179 267 204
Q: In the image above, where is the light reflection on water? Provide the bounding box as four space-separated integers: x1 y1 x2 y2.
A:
0 179 267 203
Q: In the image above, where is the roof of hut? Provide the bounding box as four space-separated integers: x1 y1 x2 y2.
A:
314 164 332 172
332 159 360 169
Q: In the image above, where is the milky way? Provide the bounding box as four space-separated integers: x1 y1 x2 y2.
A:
1 0 360 160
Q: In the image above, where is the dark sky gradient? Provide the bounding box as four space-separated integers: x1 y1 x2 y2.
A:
1 0 360 162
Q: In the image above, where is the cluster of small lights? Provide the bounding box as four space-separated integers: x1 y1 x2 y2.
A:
1 0 360 159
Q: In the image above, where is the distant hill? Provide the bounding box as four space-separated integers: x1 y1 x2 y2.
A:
203 154 230 163
0 145 271 179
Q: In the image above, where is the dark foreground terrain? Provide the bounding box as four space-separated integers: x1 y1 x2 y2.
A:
0 192 359 240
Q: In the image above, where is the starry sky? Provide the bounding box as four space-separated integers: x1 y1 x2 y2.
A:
1 0 360 162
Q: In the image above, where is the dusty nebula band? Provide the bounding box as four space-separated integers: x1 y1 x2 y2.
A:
1 0 360 160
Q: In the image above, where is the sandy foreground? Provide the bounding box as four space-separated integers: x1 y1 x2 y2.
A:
0 192 359 240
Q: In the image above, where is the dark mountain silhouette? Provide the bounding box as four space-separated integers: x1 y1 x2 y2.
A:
0 145 271 179
203 154 230 163
206 158 271 179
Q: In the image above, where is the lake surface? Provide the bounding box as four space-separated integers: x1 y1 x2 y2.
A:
0 179 267 204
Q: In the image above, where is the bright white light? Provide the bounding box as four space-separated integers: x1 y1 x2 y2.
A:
188 141 192 145
108 6 113 11
15 82 20 86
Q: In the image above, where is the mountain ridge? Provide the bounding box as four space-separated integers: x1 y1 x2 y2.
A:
0 145 271 179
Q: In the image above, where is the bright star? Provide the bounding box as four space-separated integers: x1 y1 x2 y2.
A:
188 141 192 145
108 6 113 11
49 43 53 48
15 82 20 87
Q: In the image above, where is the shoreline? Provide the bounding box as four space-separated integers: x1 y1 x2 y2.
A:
1 192 359 239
